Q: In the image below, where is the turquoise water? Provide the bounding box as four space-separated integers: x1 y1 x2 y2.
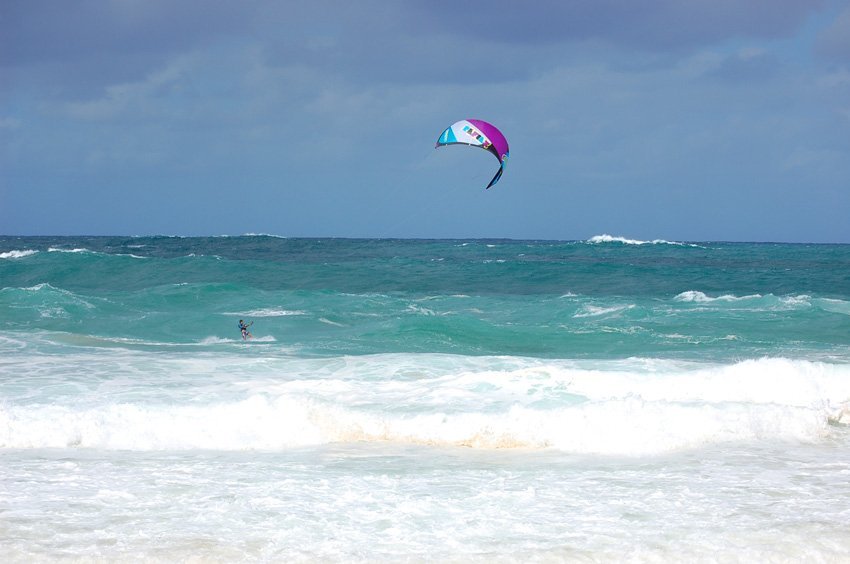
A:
2 235 850 561
3 236 849 360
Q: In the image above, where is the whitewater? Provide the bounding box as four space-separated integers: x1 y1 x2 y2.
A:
2 235 850 562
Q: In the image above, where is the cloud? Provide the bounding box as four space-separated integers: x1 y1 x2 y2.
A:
2 0 848 240
2 1 827 92
63 55 194 120
409 0 823 49
707 48 781 82
0 0 246 65
0 117 22 129
254 1 826 86
783 146 847 171
816 5 850 62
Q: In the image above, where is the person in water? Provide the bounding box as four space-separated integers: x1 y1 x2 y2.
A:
238 319 253 340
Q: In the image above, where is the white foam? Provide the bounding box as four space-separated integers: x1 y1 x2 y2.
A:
819 298 850 316
573 304 634 318
675 291 816 310
0 396 324 450
2 356 847 455
780 294 812 306
198 336 238 345
675 290 762 302
197 336 276 345
0 249 38 259
13 283 96 309
47 247 90 253
0 390 837 455
587 234 699 246
251 336 277 342
23 282 53 291
407 304 443 316
225 309 306 317
94 336 183 348
588 234 647 245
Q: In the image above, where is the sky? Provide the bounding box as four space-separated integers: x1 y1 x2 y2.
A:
2 1 849 242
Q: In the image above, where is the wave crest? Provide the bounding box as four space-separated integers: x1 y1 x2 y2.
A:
587 234 700 247
0 249 38 259
2 357 847 455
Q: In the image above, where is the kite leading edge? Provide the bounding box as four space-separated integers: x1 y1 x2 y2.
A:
435 119 509 189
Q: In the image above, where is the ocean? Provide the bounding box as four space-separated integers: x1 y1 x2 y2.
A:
2 235 849 561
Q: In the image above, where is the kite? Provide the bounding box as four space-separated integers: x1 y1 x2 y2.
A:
435 119 509 189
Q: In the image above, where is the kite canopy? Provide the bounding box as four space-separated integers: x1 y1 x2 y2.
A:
435 119 509 189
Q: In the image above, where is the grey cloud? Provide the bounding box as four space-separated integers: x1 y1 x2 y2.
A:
408 0 823 49
259 1 825 84
2 0 828 91
1 0 255 98
0 0 247 65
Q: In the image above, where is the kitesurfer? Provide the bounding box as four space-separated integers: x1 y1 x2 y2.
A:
239 319 253 340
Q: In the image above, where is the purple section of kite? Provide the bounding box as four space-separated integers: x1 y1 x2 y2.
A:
468 119 509 162
435 118 510 189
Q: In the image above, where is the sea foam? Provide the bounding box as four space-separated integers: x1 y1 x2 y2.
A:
0 390 837 454
0 249 38 259
587 234 699 247
225 309 306 317
2 356 847 454
48 247 90 253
